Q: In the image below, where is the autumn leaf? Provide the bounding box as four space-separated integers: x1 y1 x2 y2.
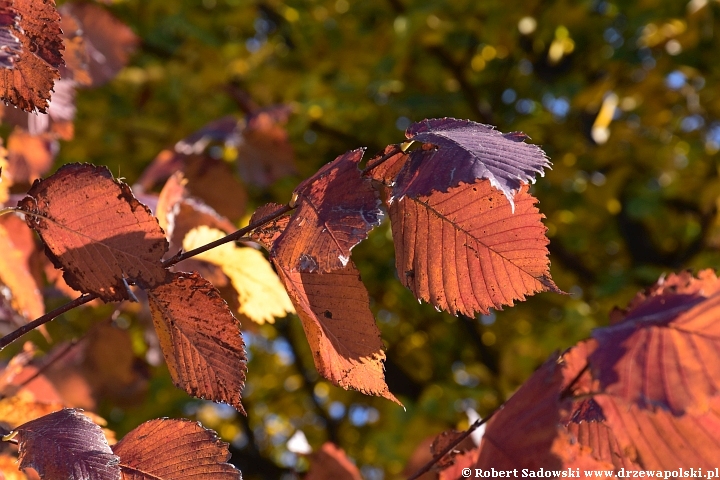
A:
112 418 241 480
389 178 560 316
590 269 720 415
306 443 362 480
17 164 169 302
251 212 398 403
14 409 120 480
273 148 383 273
147 272 247 413
182 226 294 324
59 3 138 87
0 214 43 320
58 9 91 86
1 80 77 141
396 118 551 209
0 0 63 113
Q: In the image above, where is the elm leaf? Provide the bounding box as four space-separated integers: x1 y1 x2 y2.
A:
15 408 120 480
389 178 560 317
273 148 383 273
17 163 169 302
147 272 247 413
112 418 241 480
397 118 551 209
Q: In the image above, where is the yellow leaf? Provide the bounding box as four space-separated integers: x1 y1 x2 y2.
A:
183 226 295 324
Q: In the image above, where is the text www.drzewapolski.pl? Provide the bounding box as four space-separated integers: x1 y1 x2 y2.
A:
461 468 720 478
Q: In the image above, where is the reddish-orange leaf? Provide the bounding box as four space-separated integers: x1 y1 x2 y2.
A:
364 144 410 186
5 128 57 184
306 442 361 480
273 148 382 272
112 418 241 480
59 3 137 87
249 202 290 247
438 448 480 480
15 409 120 480
237 105 296 187
0 0 63 113
57 10 91 86
17 163 169 301
389 178 559 316
275 261 399 404
595 394 720 470
0 213 43 321
1 79 77 140
590 269 720 415
147 272 247 413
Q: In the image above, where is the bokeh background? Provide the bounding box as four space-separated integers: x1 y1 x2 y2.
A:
7 0 720 478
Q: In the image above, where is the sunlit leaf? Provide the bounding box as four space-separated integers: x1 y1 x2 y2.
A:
183 225 294 324
389 178 559 316
0 214 43 320
17 164 169 302
112 418 241 480
273 148 382 273
147 272 247 413
306 443 362 480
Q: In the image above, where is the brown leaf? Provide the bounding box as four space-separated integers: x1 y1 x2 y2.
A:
273 148 383 273
17 163 169 301
237 105 296 187
389 178 560 316
590 270 720 415
276 260 400 404
364 144 410 186
5 128 57 185
15 409 120 480
438 448 480 480
112 418 241 480
147 272 247 413
0 214 43 320
57 10 91 86
306 442 361 480
1 80 77 140
249 202 291 247
59 3 137 87
0 0 63 113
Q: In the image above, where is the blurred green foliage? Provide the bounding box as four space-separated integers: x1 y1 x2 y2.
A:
17 0 720 478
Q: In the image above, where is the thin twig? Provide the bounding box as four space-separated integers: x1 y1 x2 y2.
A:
407 411 497 480
0 203 295 351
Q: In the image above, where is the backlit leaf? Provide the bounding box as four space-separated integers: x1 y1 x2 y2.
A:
389 178 559 316
397 118 550 208
17 164 169 301
15 409 120 480
5 128 57 184
306 443 361 480
147 272 247 413
183 226 294 324
112 418 241 480
0 0 63 112
252 212 397 402
1 80 77 140
276 261 400 404
590 269 720 414
273 148 383 273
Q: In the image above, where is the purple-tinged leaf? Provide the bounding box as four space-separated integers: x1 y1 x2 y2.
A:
397 118 551 209
0 1 20 69
15 408 120 480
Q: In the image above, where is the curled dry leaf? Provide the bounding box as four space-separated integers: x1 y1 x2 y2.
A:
112 418 241 480
252 212 399 404
389 178 560 316
273 148 383 273
306 443 362 480
0 0 63 113
591 269 720 415
59 3 138 87
17 164 169 302
147 272 247 413
15 409 120 480
183 226 294 324
398 118 551 209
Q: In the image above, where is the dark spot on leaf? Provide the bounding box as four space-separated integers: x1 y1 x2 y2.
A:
323 310 333 319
